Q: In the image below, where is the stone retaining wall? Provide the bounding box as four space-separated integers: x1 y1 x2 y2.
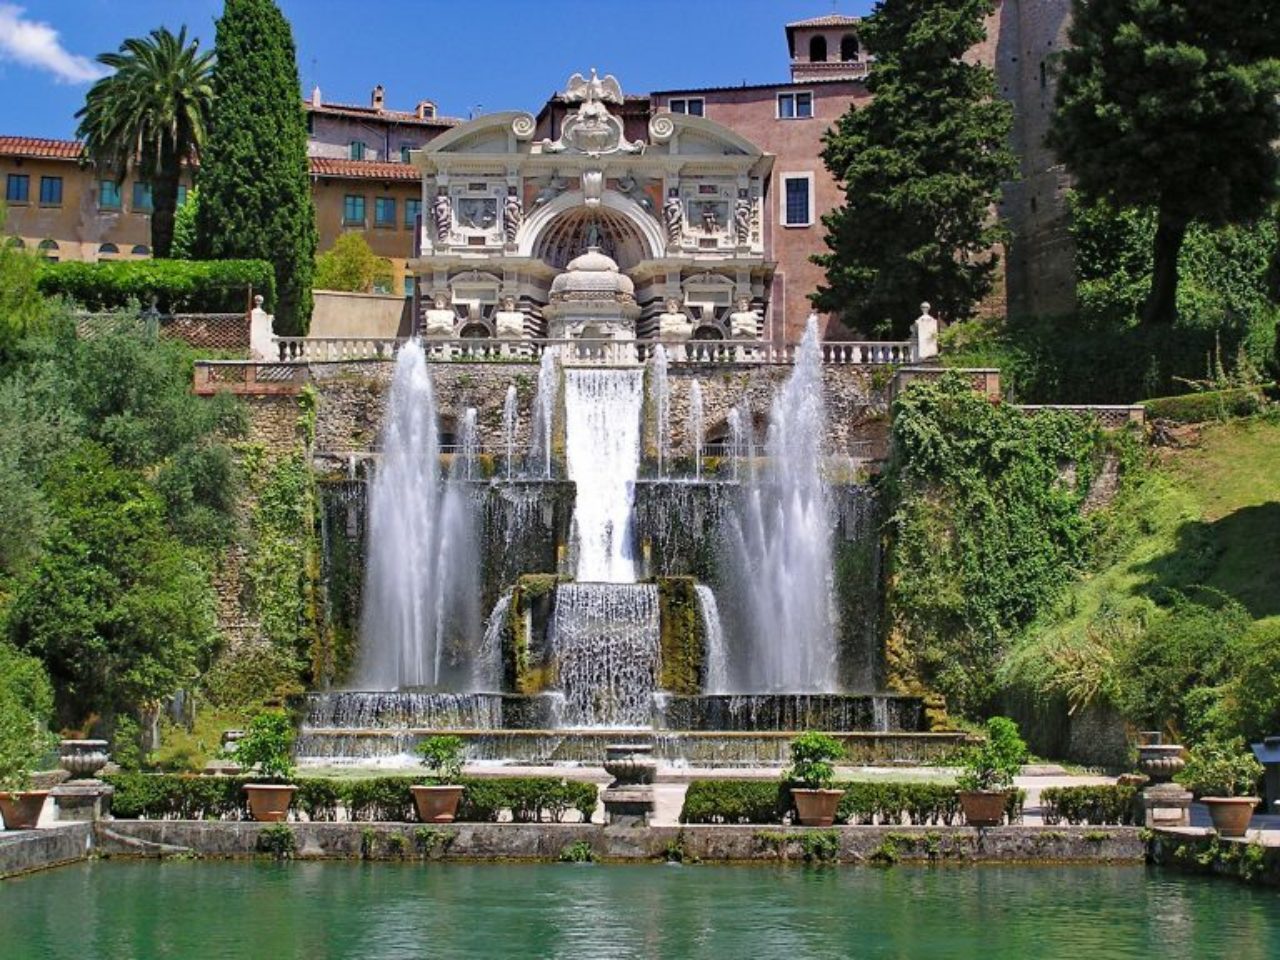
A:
0 824 92 879
1148 829 1280 887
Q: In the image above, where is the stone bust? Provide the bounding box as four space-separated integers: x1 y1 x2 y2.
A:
423 292 456 338
494 295 525 339
729 296 760 339
657 297 693 341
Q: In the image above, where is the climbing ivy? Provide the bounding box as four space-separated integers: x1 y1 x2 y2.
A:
885 373 1118 714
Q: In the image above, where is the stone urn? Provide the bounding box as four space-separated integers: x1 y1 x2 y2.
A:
1136 744 1185 784
59 740 110 780
603 744 657 787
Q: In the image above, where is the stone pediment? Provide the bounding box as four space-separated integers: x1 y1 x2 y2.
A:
538 70 643 157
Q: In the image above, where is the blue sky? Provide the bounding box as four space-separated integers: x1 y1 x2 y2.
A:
0 1 877 140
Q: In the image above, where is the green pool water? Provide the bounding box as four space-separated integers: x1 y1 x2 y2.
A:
2 861 1277 959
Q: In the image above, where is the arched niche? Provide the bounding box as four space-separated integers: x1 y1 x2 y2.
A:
518 190 664 267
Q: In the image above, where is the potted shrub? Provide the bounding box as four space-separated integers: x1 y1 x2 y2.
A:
235 711 297 823
956 717 1026 827
1178 738 1262 838
0 647 55 830
411 735 466 823
786 731 846 827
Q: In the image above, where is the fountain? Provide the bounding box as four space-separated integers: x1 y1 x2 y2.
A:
689 379 704 480
650 345 670 479
529 349 558 480
502 384 517 480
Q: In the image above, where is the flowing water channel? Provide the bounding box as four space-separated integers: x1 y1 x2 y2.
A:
3 862 1275 960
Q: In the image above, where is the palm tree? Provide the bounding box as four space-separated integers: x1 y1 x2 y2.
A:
76 27 213 259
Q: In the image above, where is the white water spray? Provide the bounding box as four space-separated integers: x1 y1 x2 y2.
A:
696 585 728 695
502 384 518 480
529 350 558 479
689 378 704 480
650 345 670 478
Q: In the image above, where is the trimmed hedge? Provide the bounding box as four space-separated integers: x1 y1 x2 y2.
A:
105 774 597 823
1040 785 1137 826
38 259 275 314
678 779 1026 826
1143 387 1268 424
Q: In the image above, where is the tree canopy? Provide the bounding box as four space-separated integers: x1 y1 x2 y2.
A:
194 0 317 334
314 233 395 294
813 0 1016 335
75 26 213 259
1049 0 1280 324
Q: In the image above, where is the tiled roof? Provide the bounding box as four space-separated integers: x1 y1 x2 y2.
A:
309 156 418 181
786 14 861 28
0 135 84 160
651 76 865 96
305 101 461 127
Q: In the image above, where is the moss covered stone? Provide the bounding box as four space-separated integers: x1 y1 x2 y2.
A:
504 575 570 694
656 576 705 694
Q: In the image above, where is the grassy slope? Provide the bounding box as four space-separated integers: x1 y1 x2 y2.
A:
1003 416 1280 694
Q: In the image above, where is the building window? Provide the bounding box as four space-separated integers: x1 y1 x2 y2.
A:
5 174 29 203
343 194 365 225
99 180 121 210
349 140 366 161
37 238 59 261
809 36 828 63
131 244 151 256
669 97 705 117
132 181 153 213
39 176 63 206
777 91 814 119
405 198 422 228
177 185 189 206
375 196 396 227
841 35 859 62
400 143 413 163
403 276 415 297
306 112 315 135
98 242 119 259
781 174 813 227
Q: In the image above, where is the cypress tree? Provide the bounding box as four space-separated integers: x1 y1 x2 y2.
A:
813 0 1016 335
195 0 315 334
1049 0 1280 325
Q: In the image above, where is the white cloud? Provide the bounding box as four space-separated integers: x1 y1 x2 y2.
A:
0 4 108 83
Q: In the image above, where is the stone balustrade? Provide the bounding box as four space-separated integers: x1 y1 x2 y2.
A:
268 336 917 367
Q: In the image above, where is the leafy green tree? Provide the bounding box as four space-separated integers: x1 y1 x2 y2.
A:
0 205 52 356
75 27 213 259
314 233 394 293
0 640 54 790
1049 0 1280 324
170 186 200 260
7 444 218 726
814 0 1016 334
195 0 317 334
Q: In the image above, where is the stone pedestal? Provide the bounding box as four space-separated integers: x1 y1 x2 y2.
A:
602 743 656 828
51 781 114 822
1139 783 1192 828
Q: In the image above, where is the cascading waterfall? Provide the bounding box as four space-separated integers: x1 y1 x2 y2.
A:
696 585 728 695
723 318 837 692
650 345 670 478
476 593 510 691
563 368 644 583
356 342 480 690
689 378 704 480
529 350 558 479
502 384 518 480
547 584 660 727
728 404 755 482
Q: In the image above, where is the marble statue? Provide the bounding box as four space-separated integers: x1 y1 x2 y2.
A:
540 70 642 156
663 195 683 246
503 191 523 244
729 297 760 339
432 192 452 243
423 292 456 338
734 198 752 246
657 297 694 341
494 296 525 339
912 301 939 360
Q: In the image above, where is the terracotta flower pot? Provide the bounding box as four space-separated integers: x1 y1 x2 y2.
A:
791 788 845 827
0 790 49 830
959 789 1008 827
244 784 296 823
412 784 464 823
1203 796 1258 838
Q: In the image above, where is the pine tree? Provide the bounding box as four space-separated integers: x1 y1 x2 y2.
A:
1049 0 1280 325
194 0 316 334
814 0 1016 335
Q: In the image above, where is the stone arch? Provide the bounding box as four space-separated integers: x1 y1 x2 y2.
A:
809 35 828 63
840 35 859 62
518 190 664 266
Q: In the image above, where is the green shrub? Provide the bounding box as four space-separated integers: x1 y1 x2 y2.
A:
232 711 295 781
104 773 248 820
837 782 961 826
1143 388 1267 424
416 735 464 783
294 778 340 822
785 732 843 790
256 823 295 858
1041 785 1138 825
37 259 275 313
0 641 55 791
678 780 790 825
1179 738 1264 798
956 717 1027 792
559 840 595 863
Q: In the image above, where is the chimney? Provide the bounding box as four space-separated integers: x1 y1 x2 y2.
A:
372 84 385 111
416 100 436 120
310 85 322 108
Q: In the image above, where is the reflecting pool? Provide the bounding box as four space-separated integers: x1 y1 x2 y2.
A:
2 861 1277 960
